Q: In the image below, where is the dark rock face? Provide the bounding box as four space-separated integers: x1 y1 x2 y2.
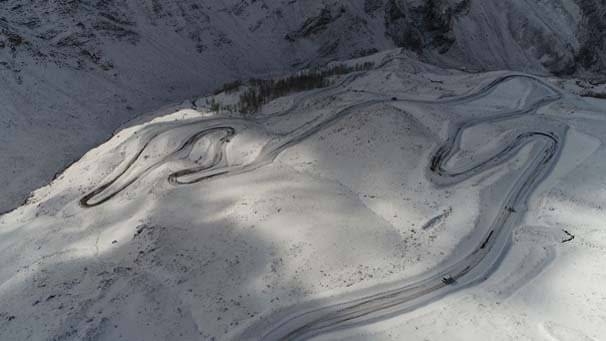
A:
364 0 385 15
1 0 604 76
381 0 606 75
383 0 470 53
575 0 606 73
286 6 339 40
384 0 422 50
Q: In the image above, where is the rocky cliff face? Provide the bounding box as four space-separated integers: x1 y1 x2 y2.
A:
380 0 605 76
1 0 603 80
575 0 606 73
0 0 605 213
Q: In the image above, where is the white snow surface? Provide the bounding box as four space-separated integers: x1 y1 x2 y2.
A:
3 0 606 214
0 51 605 340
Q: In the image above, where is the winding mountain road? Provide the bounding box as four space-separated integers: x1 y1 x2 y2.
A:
80 71 567 340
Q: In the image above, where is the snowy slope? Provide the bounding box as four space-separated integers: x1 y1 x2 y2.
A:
2 0 606 213
1 50 605 340
0 0 391 213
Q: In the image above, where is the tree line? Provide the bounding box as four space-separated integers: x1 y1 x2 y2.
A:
210 62 374 115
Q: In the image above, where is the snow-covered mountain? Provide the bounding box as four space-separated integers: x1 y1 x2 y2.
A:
2 1 606 339
1 49 605 340
4 1 605 77
2 0 606 213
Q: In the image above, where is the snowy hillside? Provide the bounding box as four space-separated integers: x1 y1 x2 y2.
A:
2 1 606 340
2 0 606 213
1 50 605 340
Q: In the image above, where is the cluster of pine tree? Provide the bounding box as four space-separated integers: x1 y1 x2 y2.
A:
238 61 374 114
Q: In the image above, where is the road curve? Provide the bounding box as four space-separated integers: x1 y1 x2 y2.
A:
236 76 564 340
80 126 235 207
79 72 567 340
